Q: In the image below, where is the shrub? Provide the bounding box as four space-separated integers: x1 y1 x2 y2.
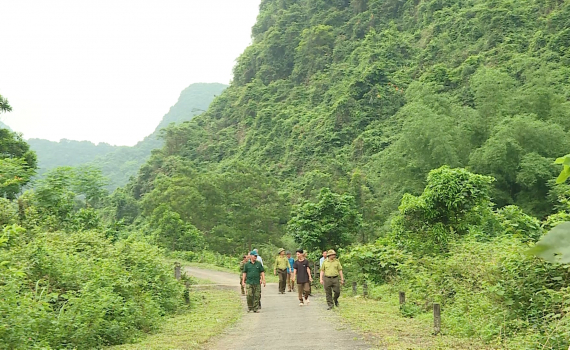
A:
0 229 184 349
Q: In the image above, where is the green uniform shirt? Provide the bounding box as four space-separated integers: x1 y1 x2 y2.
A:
274 256 291 270
320 259 342 277
243 260 265 285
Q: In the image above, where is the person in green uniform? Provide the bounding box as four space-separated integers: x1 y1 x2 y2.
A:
319 249 345 310
273 248 291 294
239 254 248 295
242 251 266 312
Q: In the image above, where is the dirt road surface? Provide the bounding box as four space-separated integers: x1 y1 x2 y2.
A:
185 266 372 350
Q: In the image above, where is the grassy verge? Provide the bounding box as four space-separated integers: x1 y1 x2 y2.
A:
108 288 242 350
337 293 490 349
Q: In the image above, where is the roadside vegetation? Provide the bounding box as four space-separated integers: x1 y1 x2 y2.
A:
108 289 242 350
3 0 570 348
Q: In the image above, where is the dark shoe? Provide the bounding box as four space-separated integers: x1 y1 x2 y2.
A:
327 306 333 310
335 301 339 307
253 309 260 313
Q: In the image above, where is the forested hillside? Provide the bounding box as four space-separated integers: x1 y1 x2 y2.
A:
132 0 570 248
27 83 226 188
121 0 570 347
28 138 120 173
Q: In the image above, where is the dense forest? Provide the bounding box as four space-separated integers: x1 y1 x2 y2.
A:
27 83 226 189
122 0 570 347
3 0 570 348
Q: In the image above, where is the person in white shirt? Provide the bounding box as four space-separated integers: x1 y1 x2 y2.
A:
252 249 263 266
319 250 327 268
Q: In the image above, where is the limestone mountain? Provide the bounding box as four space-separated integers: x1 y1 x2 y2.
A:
28 82 227 188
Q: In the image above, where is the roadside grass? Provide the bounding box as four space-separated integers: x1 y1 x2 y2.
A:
108 288 242 350
337 293 492 349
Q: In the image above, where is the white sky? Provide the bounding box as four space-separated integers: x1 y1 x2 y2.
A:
0 0 261 146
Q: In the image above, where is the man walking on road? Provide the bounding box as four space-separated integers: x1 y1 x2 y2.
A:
292 249 312 306
274 248 291 294
239 254 248 295
320 249 345 310
286 251 295 292
242 251 266 313
252 248 263 266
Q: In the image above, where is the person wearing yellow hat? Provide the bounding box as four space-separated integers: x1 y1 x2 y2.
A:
273 248 291 294
319 249 345 310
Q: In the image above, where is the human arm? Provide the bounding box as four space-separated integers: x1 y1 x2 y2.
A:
261 272 266 287
307 266 313 282
319 269 324 285
339 270 345 285
242 272 246 286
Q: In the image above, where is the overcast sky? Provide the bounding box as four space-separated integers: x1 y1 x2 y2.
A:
0 0 261 146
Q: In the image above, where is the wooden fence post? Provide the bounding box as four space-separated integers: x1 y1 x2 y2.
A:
174 262 181 280
352 281 357 295
363 281 368 298
399 291 406 305
433 303 441 335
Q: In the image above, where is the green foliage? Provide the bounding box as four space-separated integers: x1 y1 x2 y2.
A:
288 187 361 253
392 166 494 254
150 204 205 251
531 222 570 264
0 229 184 349
0 94 12 113
555 154 570 184
139 161 288 254
0 128 37 199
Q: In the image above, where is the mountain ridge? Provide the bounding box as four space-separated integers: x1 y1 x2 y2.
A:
27 82 227 188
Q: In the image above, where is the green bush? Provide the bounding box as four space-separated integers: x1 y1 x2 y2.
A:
0 229 184 349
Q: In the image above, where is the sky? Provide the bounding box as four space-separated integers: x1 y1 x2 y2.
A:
0 0 261 146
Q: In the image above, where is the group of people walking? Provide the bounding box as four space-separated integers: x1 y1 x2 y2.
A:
240 248 345 312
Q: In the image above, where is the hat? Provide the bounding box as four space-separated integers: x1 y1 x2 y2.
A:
252 249 258 253
278 248 285 254
250 251 258 256
327 249 337 256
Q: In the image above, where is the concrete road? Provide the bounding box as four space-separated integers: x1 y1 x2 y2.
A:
185 266 372 350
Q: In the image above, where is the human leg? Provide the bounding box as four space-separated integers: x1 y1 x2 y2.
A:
324 277 334 308
297 282 304 302
278 269 287 293
332 278 340 306
253 284 262 311
303 282 311 304
287 273 292 292
246 284 254 311
240 277 245 295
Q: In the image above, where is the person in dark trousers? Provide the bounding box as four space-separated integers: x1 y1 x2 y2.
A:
239 254 248 295
292 249 312 306
273 248 291 294
320 249 345 310
286 251 295 292
242 251 266 313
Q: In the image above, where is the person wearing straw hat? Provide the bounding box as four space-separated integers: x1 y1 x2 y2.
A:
273 248 291 294
242 250 266 312
320 249 345 310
